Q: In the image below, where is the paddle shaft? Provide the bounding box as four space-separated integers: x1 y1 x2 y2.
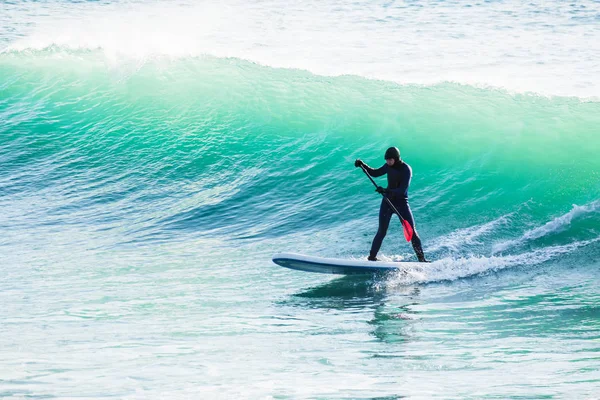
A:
359 164 407 223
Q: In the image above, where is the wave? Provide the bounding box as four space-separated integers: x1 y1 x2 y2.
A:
1 51 600 276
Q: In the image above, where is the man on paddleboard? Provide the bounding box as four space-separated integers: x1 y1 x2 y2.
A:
355 147 428 262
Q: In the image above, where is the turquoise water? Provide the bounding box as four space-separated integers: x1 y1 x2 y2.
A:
2 1 600 398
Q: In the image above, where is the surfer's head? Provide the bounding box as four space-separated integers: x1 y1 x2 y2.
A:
384 146 400 166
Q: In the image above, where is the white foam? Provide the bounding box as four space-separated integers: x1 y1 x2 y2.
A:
386 236 600 286
492 201 600 254
3 0 600 98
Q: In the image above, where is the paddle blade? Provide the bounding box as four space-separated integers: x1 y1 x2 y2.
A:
402 220 414 242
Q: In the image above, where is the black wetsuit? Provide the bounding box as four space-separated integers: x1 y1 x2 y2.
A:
363 161 426 262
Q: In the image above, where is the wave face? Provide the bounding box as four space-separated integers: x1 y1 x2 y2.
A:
2 50 599 269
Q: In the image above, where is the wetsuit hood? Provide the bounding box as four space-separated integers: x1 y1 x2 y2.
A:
384 146 400 161
384 146 402 167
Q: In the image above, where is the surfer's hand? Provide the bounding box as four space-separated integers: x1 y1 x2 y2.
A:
354 159 364 168
376 186 385 194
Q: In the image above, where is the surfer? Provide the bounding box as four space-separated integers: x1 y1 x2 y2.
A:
355 147 428 262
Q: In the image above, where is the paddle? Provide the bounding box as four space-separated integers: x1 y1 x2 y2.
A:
359 164 414 242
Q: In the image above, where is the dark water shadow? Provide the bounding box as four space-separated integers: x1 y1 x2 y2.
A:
278 274 423 344
282 275 389 309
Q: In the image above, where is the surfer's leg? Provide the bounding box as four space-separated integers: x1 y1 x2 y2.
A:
397 202 428 262
369 200 393 260
411 232 427 262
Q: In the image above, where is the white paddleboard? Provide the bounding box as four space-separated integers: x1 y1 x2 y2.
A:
272 252 425 275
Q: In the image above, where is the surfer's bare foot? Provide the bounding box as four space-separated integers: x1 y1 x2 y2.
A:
368 255 378 261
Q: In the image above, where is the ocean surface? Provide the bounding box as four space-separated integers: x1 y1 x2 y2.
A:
1 0 600 398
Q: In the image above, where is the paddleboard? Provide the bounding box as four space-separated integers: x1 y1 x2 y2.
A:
272 252 425 275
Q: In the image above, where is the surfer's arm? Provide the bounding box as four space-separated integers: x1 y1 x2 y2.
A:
363 163 387 177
